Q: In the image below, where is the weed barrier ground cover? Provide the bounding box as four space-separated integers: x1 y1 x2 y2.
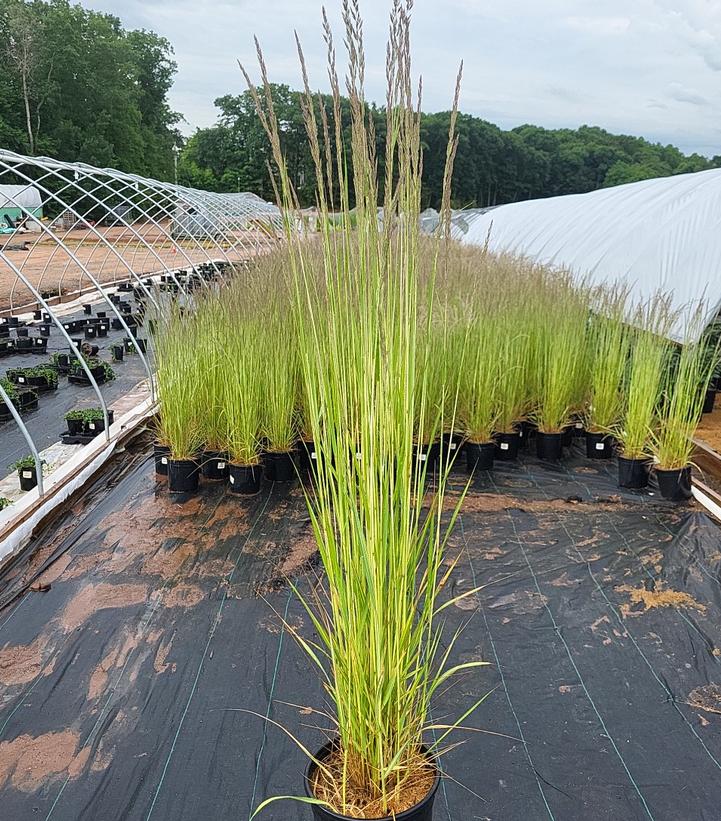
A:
0 440 721 819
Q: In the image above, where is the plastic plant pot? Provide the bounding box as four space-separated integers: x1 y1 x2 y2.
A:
33 310 42 320
85 326 97 339
34 337 48 351
16 327 29 338
413 442 438 473
298 441 317 472
8 317 19 327
536 431 563 461
201 450 229 481
656 466 692 502
228 463 262 495
0 325 8 338
573 419 586 439
18 391 38 411
440 432 465 462
305 740 439 821
495 431 521 461
84 417 106 436
518 420 535 450
83 304 92 316
465 441 495 472
97 325 108 338
167 459 199 493
263 451 297 482
618 456 650 489
561 426 573 448
39 324 50 337
18 467 38 492
154 443 171 475
135 338 147 353
66 417 84 436
703 388 716 414
585 431 614 460
111 344 124 362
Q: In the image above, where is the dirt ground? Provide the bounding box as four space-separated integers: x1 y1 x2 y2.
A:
0 222 269 313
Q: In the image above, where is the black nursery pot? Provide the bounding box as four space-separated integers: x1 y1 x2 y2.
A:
561 426 573 448
16 327 29 338
228 463 262 495
465 441 495 472
495 431 520 461
83 304 92 316
84 416 106 435
111 343 124 362
201 450 229 481
703 388 716 415
536 431 563 461
298 440 317 472
67 417 84 436
153 443 171 475
585 431 614 460
39 324 50 337
618 456 650 489
33 310 42 320
18 467 38 492
97 324 108 338
656 466 693 502
263 450 297 482
85 325 97 339
413 442 438 472
167 459 199 493
518 420 536 450
305 740 439 821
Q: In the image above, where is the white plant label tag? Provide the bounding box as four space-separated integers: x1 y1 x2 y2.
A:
575 422 583 430
89 423 95 430
311 452 317 460
18 377 25 383
161 457 168 465
229 475 235 484
595 442 605 451
500 443 509 450
449 442 457 450
22 471 32 478
217 462 226 469
419 453 427 461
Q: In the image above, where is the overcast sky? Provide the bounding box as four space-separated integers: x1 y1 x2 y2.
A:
79 0 721 157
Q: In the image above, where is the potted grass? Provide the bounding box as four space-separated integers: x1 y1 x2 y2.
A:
615 300 672 488
223 311 264 495
584 293 630 460
534 277 589 460
196 318 230 483
12 456 41 492
245 7 488 819
651 321 718 501
261 305 298 482
459 314 499 472
493 305 530 461
155 310 204 493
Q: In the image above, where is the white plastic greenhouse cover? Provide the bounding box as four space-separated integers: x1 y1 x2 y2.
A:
457 168 721 343
0 183 42 209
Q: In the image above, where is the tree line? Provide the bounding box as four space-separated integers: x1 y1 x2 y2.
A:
1 0 181 180
1 1 719 205
180 84 721 208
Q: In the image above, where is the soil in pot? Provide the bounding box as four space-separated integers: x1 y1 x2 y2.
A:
18 467 38 492
263 450 297 482
154 443 170 475
228 463 262 494
585 431 614 460
306 740 439 821
536 431 563 461
656 466 692 502
466 441 495 472
201 450 229 481
703 388 716 414
618 456 650 489
495 431 520 461
167 459 199 493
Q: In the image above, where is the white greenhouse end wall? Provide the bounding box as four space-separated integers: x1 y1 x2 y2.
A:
457 168 721 343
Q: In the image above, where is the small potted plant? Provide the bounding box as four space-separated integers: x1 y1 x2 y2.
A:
651 326 718 501
64 409 86 436
12 456 41 492
83 408 107 435
261 331 298 482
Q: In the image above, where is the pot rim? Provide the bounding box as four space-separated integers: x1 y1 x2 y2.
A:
304 739 440 821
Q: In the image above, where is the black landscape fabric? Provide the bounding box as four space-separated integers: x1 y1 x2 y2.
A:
1 438 721 820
